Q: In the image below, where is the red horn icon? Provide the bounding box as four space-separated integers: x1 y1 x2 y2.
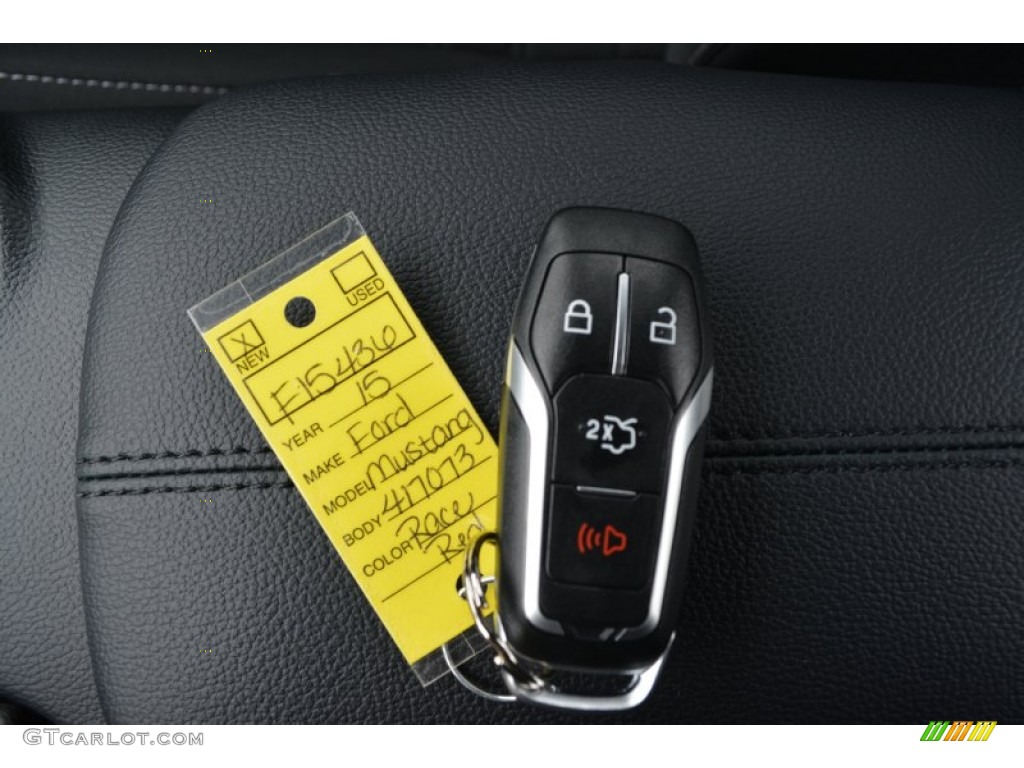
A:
576 523 628 557
602 525 628 556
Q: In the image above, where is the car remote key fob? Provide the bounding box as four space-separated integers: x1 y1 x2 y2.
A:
494 207 713 710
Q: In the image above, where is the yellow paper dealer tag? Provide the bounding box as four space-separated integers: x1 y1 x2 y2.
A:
188 214 496 678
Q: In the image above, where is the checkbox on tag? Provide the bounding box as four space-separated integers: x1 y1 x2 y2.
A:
216 319 265 362
332 251 377 293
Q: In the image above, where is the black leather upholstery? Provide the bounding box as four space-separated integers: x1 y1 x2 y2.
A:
0 44 668 113
71 62 1024 723
0 109 182 723
0 44 494 111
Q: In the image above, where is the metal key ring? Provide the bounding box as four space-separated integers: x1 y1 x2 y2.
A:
460 532 546 692
449 531 670 710
441 638 515 704
444 572 516 703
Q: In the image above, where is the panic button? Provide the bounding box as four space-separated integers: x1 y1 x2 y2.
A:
577 521 629 557
545 486 659 590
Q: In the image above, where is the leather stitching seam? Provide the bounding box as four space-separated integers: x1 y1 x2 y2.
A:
708 441 1024 460
76 424 1024 466
711 424 1024 442
78 465 285 482
78 480 293 498
77 436 1024 469
77 446 274 465
0 70 229 94
75 459 1024 497
707 458 1024 476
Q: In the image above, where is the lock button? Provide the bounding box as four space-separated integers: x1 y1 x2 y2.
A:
563 299 593 335
530 252 622 393
626 256 702 402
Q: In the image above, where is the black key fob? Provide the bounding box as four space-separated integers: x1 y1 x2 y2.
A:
495 207 713 709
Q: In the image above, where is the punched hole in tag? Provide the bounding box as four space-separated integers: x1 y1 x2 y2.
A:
284 296 316 328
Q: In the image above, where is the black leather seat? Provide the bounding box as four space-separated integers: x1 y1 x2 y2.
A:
0 44 494 111
0 107 184 723
3 60 1023 723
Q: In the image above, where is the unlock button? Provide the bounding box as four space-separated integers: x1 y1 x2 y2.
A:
626 256 702 402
